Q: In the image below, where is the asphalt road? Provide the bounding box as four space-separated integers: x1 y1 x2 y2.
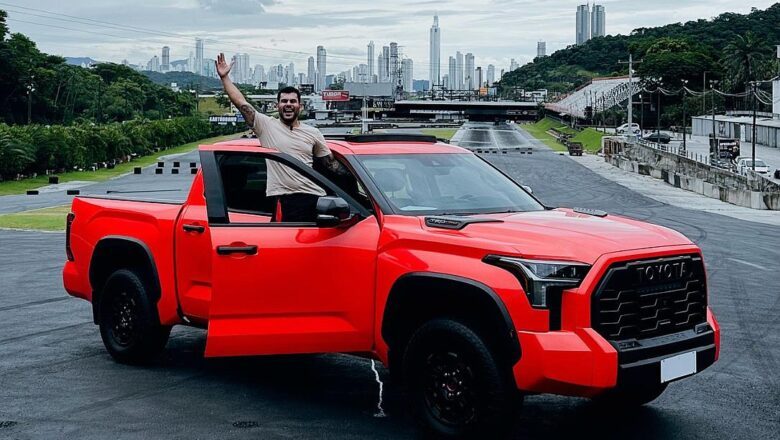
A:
0 126 778 439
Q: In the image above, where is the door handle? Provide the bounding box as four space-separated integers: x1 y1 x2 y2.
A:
216 245 258 255
183 224 205 233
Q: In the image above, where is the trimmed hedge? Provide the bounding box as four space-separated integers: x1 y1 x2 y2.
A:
0 117 240 181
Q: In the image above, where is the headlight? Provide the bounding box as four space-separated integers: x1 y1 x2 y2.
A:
484 256 590 308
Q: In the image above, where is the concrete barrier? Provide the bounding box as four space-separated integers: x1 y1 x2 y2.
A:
605 139 780 210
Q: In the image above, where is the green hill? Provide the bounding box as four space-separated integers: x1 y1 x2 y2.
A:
500 4 780 95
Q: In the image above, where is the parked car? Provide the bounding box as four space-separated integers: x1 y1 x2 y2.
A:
643 132 672 144
617 123 640 135
735 157 770 175
63 134 720 438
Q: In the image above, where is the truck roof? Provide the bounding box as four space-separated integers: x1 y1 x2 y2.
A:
208 134 468 155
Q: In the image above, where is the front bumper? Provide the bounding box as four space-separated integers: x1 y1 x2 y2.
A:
512 307 720 397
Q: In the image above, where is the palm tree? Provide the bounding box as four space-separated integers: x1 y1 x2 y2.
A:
721 32 770 90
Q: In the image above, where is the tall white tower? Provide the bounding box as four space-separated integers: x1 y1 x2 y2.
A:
576 4 590 45
464 53 475 90
367 41 375 83
316 46 327 91
195 38 204 76
456 51 464 90
429 15 441 88
307 56 316 85
591 4 606 38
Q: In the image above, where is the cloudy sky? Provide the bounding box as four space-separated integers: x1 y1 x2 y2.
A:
3 0 776 78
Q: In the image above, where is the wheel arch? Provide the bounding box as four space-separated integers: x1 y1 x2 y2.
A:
89 236 162 324
381 272 521 371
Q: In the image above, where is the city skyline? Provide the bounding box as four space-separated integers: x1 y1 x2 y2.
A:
4 1 777 79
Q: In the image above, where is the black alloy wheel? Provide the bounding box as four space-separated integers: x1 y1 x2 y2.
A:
99 269 171 364
402 319 518 438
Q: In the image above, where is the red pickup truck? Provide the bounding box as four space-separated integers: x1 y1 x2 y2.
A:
63 134 720 437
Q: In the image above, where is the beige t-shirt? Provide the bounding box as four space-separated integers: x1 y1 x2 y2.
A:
251 111 331 197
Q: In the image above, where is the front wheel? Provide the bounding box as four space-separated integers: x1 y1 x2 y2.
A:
98 269 171 364
402 319 518 438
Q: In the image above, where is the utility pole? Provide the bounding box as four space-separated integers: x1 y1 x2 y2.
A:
681 79 689 153
709 79 719 159
750 81 757 172
618 54 642 141
26 75 35 125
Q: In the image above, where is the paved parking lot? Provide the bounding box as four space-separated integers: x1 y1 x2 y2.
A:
0 130 778 439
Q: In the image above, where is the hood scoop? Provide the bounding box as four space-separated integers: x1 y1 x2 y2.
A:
572 207 608 217
424 216 504 230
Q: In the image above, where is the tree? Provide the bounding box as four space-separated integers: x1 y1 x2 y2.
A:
722 31 771 90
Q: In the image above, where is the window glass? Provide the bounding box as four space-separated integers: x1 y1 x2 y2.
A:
358 153 544 216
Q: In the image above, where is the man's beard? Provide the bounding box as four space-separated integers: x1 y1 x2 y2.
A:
280 109 299 126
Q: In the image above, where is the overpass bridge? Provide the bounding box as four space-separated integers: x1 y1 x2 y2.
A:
392 100 538 121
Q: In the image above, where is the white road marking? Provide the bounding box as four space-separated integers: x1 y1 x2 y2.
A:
727 258 768 271
370 360 386 418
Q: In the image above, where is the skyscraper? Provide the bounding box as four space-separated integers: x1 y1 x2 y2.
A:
487 64 495 86
307 56 316 85
367 41 375 82
253 65 266 84
195 38 204 76
464 53 475 90
161 46 170 72
316 46 327 91
442 74 449 90
389 42 400 87
510 58 518 72
455 51 463 90
537 41 546 58
429 15 441 88
147 55 160 72
476 67 483 89
232 53 250 84
576 4 590 45
379 46 390 82
402 59 413 92
591 4 606 38
448 56 456 90
287 62 295 85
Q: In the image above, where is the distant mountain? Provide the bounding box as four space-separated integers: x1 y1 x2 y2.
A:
142 70 223 91
65 57 101 67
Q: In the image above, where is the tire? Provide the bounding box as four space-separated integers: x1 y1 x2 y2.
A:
98 269 171 364
402 319 518 438
593 383 668 408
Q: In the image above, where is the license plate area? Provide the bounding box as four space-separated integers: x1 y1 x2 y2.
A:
660 351 697 383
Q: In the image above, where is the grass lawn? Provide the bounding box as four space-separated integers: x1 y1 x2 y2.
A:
0 133 241 196
0 205 70 231
198 97 230 115
571 128 606 153
421 128 459 141
520 119 567 152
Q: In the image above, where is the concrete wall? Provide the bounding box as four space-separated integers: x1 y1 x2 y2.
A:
603 138 780 210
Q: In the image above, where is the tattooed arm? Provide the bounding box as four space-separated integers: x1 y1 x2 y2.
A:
215 52 255 128
315 154 350 176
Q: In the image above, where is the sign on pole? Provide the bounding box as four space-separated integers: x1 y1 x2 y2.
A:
322 90 350 101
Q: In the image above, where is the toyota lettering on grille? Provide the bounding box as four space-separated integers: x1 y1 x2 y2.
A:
635 260 691 285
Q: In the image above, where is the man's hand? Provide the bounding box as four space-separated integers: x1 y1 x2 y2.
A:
216 53 232 79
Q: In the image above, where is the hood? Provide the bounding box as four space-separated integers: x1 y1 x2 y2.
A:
422 208 692 264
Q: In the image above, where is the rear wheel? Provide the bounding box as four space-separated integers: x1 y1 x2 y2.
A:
402 319 518 438
98 269 170 364
593 383 668 408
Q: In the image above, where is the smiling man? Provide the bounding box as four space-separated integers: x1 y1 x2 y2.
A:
216 53 343 222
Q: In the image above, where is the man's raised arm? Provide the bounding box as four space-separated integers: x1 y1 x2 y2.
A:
215 53 255 127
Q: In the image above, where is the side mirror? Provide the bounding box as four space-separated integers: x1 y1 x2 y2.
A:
316 196 352 227
522 185 533 194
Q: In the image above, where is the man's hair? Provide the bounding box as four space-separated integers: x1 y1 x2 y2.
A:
277 86 301 102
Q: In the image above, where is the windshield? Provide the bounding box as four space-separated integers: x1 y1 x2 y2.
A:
357 153 544 216
745 160 767 167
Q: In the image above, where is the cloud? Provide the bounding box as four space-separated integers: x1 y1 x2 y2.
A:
197 0 277 15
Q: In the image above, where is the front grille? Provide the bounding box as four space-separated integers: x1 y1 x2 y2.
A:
592 255 707 341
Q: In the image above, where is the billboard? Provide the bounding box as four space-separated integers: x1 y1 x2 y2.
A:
322 90 350 101
299 84 315 95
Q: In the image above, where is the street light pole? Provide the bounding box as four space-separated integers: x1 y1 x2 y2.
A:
656 81 662 137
